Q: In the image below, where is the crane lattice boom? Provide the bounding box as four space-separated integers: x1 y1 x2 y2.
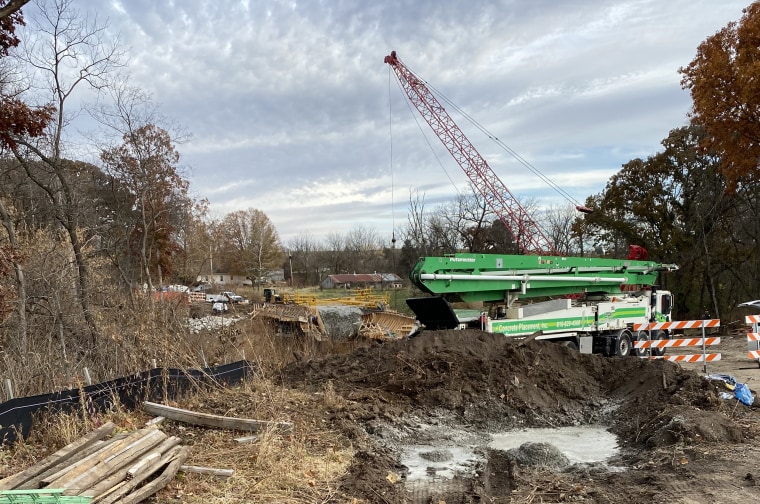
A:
384 50 558 255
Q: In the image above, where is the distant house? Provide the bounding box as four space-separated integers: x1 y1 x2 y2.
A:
196 273 243 287
197 269 285 287
321 273 403 290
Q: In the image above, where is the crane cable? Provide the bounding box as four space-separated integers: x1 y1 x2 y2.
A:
389 73 464 198
399 60 586 210
387 66 396 249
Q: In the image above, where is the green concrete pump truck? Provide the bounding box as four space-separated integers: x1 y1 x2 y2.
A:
405 252 677 357
385 50 677 356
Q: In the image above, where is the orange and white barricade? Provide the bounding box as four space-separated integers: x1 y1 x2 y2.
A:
746 315 760 367
633 319 721 373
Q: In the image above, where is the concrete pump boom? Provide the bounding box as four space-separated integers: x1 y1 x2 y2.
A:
384 50 558 255
409 253 678 304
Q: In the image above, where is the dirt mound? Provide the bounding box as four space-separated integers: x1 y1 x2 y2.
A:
281 329 738 442
507 441 571 470
278 329 755 503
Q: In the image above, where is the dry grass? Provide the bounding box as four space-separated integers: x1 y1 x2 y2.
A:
0 392 359 503
0 320 369 503
150 374 362 503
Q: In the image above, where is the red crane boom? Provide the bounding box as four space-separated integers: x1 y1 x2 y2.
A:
384 50 558 256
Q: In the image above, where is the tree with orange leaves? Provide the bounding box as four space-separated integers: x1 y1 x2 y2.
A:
680 3 760 191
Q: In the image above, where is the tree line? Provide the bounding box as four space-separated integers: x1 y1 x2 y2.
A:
0 0 759 380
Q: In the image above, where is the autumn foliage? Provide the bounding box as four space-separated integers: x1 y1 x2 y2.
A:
0 2 54 148
680 3 760 191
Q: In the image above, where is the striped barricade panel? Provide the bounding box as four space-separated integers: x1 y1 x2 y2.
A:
648 353 721 363
746 315 760 325
747 332 760 361
633 321 721 365
634 337 720 349
633 319 720 332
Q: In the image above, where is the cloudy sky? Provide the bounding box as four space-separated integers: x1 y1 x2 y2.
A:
28 0 750 245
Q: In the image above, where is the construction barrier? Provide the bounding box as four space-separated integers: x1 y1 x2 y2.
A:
633 319 721 372
189 291 206 303
746 315 760 366
633 319 720 331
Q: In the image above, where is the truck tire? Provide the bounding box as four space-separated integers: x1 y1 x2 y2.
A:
560 339 579 352
650 330 668 357
634 330 650 357
615 331 632 358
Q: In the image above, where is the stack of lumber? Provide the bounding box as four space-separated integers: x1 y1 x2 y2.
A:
0 422 189 504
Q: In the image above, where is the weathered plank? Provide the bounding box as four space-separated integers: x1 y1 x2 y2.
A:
42 427 158 488
0 422 116 490
97 445 189 504
142 401 293 433
21 434 130 490
58 429 166 494
115 446 190 504
180 465 234 479
144 416 165 426
79 436 182 498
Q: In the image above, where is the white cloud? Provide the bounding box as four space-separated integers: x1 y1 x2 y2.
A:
33 0 751 243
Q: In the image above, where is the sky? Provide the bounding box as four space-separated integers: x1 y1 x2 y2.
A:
25 0 751 246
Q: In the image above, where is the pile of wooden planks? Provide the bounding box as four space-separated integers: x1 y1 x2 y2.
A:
0 422 189 504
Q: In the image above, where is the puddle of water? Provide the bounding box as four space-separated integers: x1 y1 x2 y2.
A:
397 425 623 503
401 444 483 481
489 425 620 466
399 425 620 484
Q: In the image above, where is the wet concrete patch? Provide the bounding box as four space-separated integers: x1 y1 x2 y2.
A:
489 425 621 468
396 424 622 502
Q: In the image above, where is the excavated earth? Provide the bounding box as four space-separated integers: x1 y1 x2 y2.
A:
277 329 760 503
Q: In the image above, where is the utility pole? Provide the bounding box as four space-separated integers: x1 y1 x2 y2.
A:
288 252 293 287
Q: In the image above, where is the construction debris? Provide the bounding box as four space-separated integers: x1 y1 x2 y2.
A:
250 289 416 341
359 311 419 340
0 422 188 503
250 303 323 338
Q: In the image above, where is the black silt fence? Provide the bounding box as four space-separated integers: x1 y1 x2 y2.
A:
0 360 256 444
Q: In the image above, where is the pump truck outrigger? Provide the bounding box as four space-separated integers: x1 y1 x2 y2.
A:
385 50 677 356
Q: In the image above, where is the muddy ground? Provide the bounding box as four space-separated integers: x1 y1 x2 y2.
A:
276 328 760 503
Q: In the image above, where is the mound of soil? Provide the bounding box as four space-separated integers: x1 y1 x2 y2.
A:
279 329 760 503
281 330 737 442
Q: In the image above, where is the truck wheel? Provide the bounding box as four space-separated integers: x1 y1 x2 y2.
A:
615 331 632 358
650 330 668 357
634 331 650 357
560 339 579 352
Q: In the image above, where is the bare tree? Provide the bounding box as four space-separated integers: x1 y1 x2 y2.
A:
287 231 317 286
0 1 54 358
344 225 380 274
218 209 284 289
8 0 125 342
541 204 580 256
323 232 346 276
0 198 25 356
